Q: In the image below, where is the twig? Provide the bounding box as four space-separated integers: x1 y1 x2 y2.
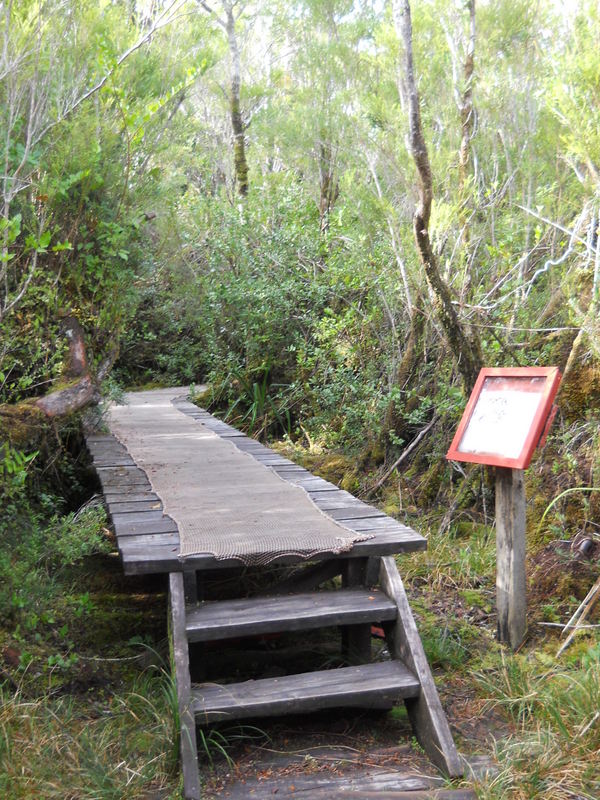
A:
557 575 600 656
367 415 439 495
538 622 600 629
577 711 600 739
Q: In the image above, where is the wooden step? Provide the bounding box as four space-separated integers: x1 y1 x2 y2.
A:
186 588 397 642
192 661 420 722
206 769 476 799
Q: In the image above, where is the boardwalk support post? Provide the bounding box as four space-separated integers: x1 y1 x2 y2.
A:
379 556 463 778
169 572 201 800
342 558 371 664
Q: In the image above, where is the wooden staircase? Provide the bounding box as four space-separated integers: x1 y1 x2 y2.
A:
169 557 464 800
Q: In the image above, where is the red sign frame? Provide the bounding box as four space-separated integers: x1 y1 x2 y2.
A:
446 367 561 469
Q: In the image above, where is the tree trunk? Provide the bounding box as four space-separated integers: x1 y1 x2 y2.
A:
393 0 482 392
458 0 476 195
382 305 426 457
225 4 249 196
319 141 339 236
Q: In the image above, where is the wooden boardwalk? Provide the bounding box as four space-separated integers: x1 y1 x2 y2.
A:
87 389 474 800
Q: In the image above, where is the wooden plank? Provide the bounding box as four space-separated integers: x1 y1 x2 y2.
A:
328 506 387 521
252 455 296 466
118 532 179 549
113 517 178 536
231 441 273 454
111 510 166 524
104 490 160 502
185 588 397 643
288 477 340 492
97 467 150 488
93 457 136 467
96 465 147 478
271 466 312 475
495 467 527 649
344 517 410 532
311 491 369 510
379 557 463 778
192 661 419 722
106 500 163 513
85 434 116 443
169 572 201 800
87 439 128 450
206 771 476 800
120 529 427 575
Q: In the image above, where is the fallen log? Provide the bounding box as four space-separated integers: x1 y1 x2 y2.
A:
0 316 117 447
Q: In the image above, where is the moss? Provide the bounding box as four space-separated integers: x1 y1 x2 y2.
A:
0 402 48 448
192 387 213 407
558 361 600 422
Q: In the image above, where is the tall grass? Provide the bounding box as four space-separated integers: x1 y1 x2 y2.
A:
0 670 180 800
476 648 600 799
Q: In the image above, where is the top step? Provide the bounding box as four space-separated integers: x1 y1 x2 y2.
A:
186 588 397 642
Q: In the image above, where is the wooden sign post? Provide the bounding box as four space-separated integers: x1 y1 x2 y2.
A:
447 367 561 650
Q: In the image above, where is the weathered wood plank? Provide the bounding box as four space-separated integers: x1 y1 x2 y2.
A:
118 532 180 549
113 517 178 536
186 588 396 643
328 506 387 521
93 457 136 467
169 572 201 800
97 466 150 488
379 557 463 778
311 491 369 510
205 770 476 800
192 661 419 722
288 477 340 492
106 500 163 513
111 510 166 524
120 529 427 575
104 490 161 503
344 517 410 532
252 455 296 466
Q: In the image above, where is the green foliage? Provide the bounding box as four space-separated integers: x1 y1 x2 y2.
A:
0 505 110 630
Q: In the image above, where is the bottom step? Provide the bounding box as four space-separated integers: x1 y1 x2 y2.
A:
204 769 475 799
192 661 420 722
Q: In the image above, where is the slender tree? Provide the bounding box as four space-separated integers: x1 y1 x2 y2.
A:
197 1 249 196
393 0 482 391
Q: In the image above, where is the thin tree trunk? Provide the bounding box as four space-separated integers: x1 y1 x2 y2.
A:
393 0 482 391
318 141 339 236
225 4 248 196
198 1 249 196
458 0 475 195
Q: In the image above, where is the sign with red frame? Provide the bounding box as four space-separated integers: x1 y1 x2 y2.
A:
446 367 561 470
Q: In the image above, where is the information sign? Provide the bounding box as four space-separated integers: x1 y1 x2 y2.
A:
446 367 561 470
